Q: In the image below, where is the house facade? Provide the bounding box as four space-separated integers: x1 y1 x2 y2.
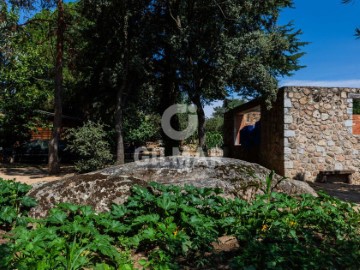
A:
224 86 360 183
30 110 81 140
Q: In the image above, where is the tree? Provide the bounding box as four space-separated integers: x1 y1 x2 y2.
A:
205 99 244 134
0 5 54 147
150 0 306 149
74 0 306 156
212 99 245 118
76 0 154 164
0 0 68 174
0 2 81 174
2 0 307 164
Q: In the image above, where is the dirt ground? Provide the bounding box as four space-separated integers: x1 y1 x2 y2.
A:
1 163 360 204
0 163 76 185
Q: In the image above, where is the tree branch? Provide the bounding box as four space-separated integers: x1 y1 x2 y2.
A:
167 1 182 29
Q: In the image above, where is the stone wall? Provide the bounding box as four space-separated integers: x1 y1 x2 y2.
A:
283 86 360 183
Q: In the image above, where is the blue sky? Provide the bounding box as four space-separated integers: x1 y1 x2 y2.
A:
279 0 360 87
205 0 360 116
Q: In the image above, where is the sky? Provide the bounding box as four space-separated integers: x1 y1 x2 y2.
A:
205 0 360 117
279 0 360 87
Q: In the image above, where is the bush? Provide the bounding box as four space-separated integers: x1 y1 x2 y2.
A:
205 131 223 149
227 192 360 270
2 203 132 270
0 178 37 231
124 114 161 143
66 121 113 173
1 180 359 269
113 183 226 268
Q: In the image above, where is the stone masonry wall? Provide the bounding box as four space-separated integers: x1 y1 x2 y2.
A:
283 86 360 183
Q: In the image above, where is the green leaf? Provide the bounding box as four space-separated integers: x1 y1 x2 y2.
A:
289 230 297 239
111 204 127 218
138 259 148 266
133 214 160 225
20 196 38 208
58 203 79 212
181 240 192 254
156 195 177 212
47 209 68 224
94 263 113 270
142 227 157 240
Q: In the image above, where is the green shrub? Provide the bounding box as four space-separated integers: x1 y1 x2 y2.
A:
0 178 37 230
66 121 113 173
111 183 227 268
1 180 359 270
205 131 223 149
124 114 161 143
110 184 360 269
2 203 133 270
226 192 360 270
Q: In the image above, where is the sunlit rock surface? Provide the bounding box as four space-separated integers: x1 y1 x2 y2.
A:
29 156 317 217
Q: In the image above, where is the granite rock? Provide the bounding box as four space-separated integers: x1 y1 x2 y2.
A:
29 156 317 217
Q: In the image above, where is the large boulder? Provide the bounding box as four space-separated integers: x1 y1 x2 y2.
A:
29 157 317 217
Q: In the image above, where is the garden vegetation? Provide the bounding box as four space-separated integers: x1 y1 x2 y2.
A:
0 178 359 269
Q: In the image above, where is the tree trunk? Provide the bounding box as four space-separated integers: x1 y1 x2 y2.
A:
114 8 129 165
192 94 206 149
160 45 180 156
160 79 180 156
48 0 64 175
115 86 125 164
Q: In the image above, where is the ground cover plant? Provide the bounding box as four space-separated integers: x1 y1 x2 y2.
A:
0 178 37 231
0 177 359 269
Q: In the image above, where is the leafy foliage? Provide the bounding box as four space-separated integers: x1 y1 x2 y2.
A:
1 0 307 158
73 0 307 152
205 99 243 149
124 113 161 144
0 8 54 147
107 183 360 269
65 121 113 173
205 132 223 149
2 203 133 270
112 183 226 268
228 192 360 269
0 178 37 230
1 178 359 269
147 0 306 147
205 99 244 134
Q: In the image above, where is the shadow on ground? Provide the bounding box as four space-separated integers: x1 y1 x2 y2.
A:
308 181 360 204
0 163 75 179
